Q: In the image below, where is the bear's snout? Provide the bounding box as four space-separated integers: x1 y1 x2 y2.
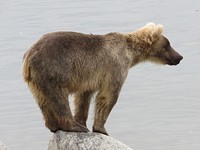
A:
173 55 183 65
166 47 183 65
168 53 183 65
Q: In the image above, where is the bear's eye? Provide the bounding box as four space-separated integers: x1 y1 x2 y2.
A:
163 41 170 49
164 44 169 49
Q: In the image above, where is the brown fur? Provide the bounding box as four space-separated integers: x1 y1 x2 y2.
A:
22 23 183 135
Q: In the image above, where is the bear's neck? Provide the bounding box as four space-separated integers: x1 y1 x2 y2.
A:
125 34 150 67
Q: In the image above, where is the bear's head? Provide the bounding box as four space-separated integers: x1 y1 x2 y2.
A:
132 23 183 66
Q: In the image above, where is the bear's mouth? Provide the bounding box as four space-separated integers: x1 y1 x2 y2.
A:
167 61 179 65
166 57 183 66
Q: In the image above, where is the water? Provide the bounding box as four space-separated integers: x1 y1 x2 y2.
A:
0 0 200 149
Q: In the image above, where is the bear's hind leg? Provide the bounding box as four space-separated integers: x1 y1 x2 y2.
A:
73 91 94 127
28 82 89 133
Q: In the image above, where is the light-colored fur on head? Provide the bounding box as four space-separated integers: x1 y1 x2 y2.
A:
132 23 163 45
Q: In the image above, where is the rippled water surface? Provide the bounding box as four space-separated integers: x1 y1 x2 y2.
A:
0 0 200 150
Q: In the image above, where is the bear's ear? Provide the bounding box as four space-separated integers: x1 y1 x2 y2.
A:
134 23 163 45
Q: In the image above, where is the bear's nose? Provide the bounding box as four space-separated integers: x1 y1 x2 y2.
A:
179 55 183 61
178 55 183 63
174 55 183 65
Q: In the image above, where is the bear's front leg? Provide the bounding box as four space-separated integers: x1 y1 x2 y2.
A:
93 83 122 135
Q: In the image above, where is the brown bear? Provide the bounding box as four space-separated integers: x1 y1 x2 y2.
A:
22 23 183 135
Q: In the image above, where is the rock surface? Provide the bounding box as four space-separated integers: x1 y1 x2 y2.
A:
48 131 133 150
0 141 8 150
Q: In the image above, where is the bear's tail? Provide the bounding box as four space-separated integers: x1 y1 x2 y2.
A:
22 52 31 82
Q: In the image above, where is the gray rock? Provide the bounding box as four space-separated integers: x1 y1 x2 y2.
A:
0 141 8 150
48 131 133 150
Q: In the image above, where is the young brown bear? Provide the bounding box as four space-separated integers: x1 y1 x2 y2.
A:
22 23 183 135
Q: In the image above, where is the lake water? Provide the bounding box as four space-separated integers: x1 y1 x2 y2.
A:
0 0 200 150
